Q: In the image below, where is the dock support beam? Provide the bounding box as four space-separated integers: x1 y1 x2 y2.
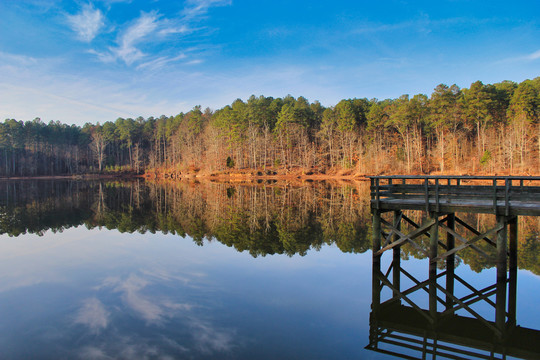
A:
372 209 382 315
392 210 401 299
446 213 455 311
495 215 508 334
508 216 518 327
429 213 439 320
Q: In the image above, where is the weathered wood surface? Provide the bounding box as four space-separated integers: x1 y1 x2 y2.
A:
370 176 540 216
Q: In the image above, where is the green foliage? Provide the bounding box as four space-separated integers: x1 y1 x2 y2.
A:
226 156 235 168
480 150 491 166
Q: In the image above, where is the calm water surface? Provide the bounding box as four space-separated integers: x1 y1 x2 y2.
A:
0 180 538 359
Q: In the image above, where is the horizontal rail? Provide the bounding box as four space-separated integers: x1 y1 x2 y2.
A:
370 176 540 215
369 175 540 181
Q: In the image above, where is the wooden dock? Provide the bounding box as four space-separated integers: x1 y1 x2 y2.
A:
367 176 540 360
370 175 540 216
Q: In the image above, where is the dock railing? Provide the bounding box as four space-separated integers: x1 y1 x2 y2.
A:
369 175 540 216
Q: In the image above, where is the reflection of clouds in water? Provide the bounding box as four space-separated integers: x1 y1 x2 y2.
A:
71 270 238 359
189 318 237 354
76 324 235 360
74 298 109 333
78 336 174 360
78 346 112 360
102 274 192 323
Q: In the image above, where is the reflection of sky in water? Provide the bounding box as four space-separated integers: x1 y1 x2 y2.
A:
0 227 539 359
0 227 371 359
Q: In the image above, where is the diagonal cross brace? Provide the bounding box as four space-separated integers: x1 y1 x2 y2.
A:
438 223 491 260
376 218 436 256
434 281 502 337
401 214 448 251
375 269 435 324
433 223 504 262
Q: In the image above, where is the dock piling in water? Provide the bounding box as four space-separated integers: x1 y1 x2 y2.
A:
367 175 540 359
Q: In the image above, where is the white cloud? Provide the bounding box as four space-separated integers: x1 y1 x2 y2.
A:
136 53 187 71
158 25 190 36
84 1 231 67
113 11 160 65
75 298 110 333
66 4 105 42
0 51 38 66
496 49 540 64
526 49 540 60
182 0 232 21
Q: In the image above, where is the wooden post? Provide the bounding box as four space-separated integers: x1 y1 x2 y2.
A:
446 213 455 311
424 178 429 213
429 212 439 320
508 216 518 327
495 215 508 334
435 178 440 213
372 209 382 314
375 178 380 209
493 179 498 215
505 178 510 217
393 210 401 299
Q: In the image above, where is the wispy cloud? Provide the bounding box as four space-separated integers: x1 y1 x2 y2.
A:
496 48 540 64
74 298 110 333
85 0 231 67
136 53 188 71
66 3 105 42
190 319 236 354
0 51 38 66
525 49 540 60
105 274 192 323
182 0 232 21
352 16 480 36
108 11 160 65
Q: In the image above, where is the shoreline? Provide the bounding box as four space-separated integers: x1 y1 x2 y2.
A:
1 169 538 182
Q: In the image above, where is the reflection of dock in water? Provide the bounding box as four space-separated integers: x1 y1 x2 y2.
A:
367 176 540 360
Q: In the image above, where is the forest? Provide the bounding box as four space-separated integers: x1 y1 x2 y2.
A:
0 78 539 177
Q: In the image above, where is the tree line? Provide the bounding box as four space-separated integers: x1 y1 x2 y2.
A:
1 78 539 177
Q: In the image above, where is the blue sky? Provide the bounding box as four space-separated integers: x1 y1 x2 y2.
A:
0 0 539 125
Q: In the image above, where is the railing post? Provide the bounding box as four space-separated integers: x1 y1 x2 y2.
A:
435 178 440 213
375 178 380 210
505 177 510 217
493 179 498 215
425 178 429 213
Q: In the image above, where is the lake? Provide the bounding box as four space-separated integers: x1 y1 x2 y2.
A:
0 179 539 359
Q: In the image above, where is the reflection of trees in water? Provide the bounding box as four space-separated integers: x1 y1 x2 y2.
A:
146 180 372 256
0 180 538 273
